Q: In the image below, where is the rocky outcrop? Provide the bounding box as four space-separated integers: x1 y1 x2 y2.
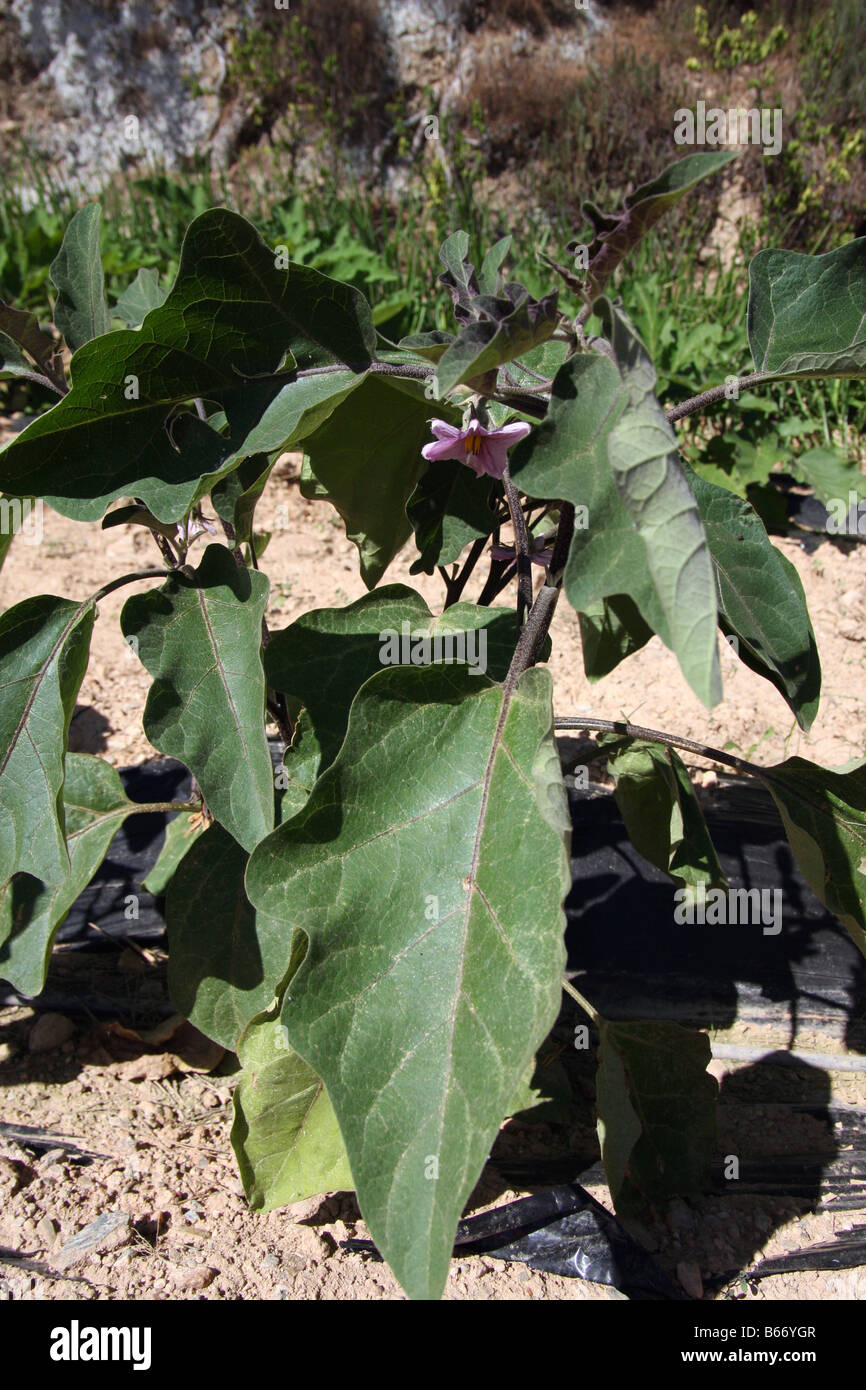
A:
3 0 605 192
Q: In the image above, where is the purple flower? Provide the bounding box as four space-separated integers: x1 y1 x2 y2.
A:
421 416 531 480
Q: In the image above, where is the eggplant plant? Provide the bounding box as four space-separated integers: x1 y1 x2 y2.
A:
1 151 865 1300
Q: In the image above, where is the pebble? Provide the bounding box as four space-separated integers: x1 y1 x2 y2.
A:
35 1215 57 1249
677 1260 704 1299
28 1013 76 1053
170 1264 216 1291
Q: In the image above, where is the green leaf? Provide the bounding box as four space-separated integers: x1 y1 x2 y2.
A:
578 595 653 680
397 330 456 362
224 370 365 469
264 584 520 777
300 375 444 587
434 289 559 398
49 204 111 352
597 1018 717 1214
794 445 866 509
511 315 720 707
120 545 273 853
246 663 569 1300
748 238 866 380
0 209 375 522
0 299 57 367
142 810 204 895
0 595 94 886
684 462 821 730
112 266 168 328
437 231 479 322
232 1004 353 1209
604 738 726 891
601 303 720 708
166 823 291 1050
583 151 739 297
478 236 512 296
0 331 36 380
759 758 866 957
0 755 139 995
407 459 499 573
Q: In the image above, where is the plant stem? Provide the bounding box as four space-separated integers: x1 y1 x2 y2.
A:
501 460 532 630
665 372 768 423
443 535 487 607
554 716 768 778
90 569 174 604
561 976 599 1026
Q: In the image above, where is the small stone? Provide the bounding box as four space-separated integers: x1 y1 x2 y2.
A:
200 1091 220 1109
28 1013 75 1053
170 1264 216 1291
262 1252 279 1268
35 1215 57 1249
0 1042 15 1064
677 1260 704 1299
54 1212 132 1269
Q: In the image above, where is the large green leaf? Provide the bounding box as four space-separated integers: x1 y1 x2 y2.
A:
300 375 448 587
246 663 570 1300
759 758 866 957
749 238 866 380
582 151 739 298
49 204 111 352
0 209 375 522
264 584 520 777
602 303 720 708
604 738 726 891
120 544 273 853
596 1018 717 1214
166 823 291 1051
0 755 139 995
685 462 821 729
232 1004 353 1209
0 595 94 887
510 316 720 707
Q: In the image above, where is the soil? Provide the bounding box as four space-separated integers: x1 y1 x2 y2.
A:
2 413 866 1301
